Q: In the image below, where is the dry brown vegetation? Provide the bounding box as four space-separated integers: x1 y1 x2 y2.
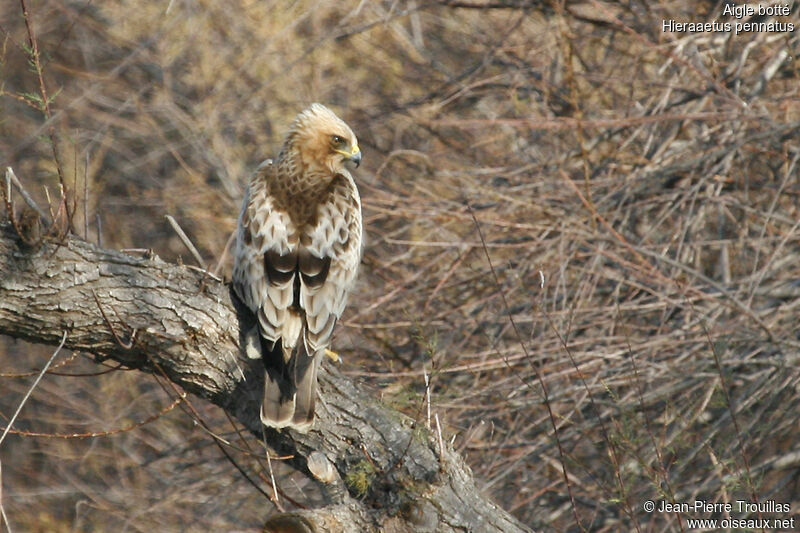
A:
1 1 800 531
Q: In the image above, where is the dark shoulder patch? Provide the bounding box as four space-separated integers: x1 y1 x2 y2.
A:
265 249 298 284
298 249 331 288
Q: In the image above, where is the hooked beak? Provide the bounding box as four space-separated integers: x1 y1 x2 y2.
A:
348 149 362 168
337 142 362 168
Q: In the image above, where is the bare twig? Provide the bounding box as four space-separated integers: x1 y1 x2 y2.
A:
91 290 137 349
434 413 444 465
95 214 102 247
165 215 206 269
19 0 71 231
0 331 67 449
423 363 431 430
0 460 11 533
5 168 47 220
83 152 89 238
265 445 284 511
0 395 183 439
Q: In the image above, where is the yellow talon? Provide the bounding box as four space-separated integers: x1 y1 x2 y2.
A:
324 348 341 363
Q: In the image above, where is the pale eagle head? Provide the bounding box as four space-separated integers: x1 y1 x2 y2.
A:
283 103 361 177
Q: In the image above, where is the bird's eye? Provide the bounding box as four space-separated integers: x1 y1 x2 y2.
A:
331 135 346 147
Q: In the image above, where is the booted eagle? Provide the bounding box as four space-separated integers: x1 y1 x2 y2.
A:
233 104 362 431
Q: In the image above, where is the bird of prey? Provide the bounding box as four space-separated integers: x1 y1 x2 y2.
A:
232 103 362 431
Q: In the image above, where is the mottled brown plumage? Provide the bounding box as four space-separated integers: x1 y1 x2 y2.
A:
233 104 362 431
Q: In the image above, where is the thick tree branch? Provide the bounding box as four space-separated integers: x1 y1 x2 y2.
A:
0 221 530 532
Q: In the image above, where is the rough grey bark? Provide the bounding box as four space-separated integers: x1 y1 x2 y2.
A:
0 221 531 533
